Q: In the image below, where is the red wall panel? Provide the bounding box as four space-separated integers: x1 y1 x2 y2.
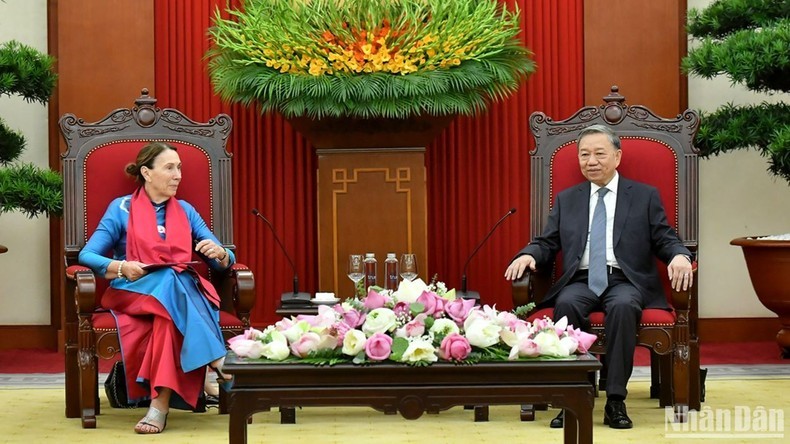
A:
153 0 584 323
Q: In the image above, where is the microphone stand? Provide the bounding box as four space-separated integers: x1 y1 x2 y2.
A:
251 209 312 305
457 208 517 302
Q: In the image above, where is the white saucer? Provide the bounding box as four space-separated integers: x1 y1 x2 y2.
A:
310 298 340 305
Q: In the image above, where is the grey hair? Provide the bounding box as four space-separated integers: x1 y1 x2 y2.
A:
576 124 621 150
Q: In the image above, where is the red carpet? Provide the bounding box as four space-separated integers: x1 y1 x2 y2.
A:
634 341 787 366
0 341 786 373
0 348 118 373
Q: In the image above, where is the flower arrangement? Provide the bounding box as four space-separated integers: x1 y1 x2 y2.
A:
228 278 597 366
206 0 536 119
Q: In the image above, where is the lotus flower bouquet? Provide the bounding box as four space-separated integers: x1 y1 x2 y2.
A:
228 278 597 366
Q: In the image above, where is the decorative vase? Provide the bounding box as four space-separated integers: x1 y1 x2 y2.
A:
730 236 790 357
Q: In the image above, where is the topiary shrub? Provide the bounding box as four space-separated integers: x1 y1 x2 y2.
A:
0 40 61 217
683 0 790 184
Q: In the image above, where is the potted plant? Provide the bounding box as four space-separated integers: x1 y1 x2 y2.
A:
683 0 790 356
205 0 535 128
0 40 61 255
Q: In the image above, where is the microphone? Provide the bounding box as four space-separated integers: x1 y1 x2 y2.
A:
458 208 517 302
251 209 311 305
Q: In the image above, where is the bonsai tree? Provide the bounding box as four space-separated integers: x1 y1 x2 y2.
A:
0 40 62 218
682 0 790 184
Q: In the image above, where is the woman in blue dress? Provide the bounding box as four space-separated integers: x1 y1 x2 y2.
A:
80 142 233 434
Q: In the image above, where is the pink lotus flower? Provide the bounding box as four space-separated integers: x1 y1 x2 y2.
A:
518 338 540 358
228 338 266 359
342 308 366 328
365 333 393 361
566 327 597 354
332 321 352 343
439 333 471 361
392 301 411 317
416 290 441 316
397 313 427 338
363 289 389 310
227 327 264 347
445 298 476 324
290 332 322 358
496 310 521 329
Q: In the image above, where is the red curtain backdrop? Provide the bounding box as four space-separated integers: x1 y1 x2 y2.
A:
154 0 583 325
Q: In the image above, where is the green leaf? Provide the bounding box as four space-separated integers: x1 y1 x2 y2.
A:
389 336 409 362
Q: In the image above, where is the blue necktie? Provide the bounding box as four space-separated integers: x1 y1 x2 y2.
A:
588 188 609 296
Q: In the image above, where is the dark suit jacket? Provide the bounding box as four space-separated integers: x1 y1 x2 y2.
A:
518 176 691 309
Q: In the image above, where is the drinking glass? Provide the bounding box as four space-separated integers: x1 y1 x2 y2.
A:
400 253 418 281
347 254 365 286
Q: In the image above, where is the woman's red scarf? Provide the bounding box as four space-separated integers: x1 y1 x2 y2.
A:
125 186 220 306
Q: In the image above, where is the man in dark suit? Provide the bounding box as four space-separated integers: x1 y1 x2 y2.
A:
504 124 694 429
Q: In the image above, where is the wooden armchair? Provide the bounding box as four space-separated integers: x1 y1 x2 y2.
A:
59 89 255 428
514 86 701 420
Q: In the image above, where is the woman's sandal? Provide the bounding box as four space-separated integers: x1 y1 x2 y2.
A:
209 359 234 392
134 406 168 434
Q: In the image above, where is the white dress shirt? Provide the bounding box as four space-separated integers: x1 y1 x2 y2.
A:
580 172 620 270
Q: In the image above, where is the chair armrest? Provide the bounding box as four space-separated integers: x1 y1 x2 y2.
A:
217 263 255 325
511 268 554 311
511 271 532 309
65 265 98 314
669 265 698 312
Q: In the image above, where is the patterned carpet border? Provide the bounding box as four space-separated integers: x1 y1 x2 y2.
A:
1 365 789 388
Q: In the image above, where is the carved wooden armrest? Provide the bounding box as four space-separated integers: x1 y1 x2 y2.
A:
511 267 554 313
221 263 255 323
511 270 533 309
669 265 698 312
65 265 98 314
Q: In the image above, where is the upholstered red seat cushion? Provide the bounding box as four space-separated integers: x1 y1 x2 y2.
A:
91 310 245 332
528 307 676 328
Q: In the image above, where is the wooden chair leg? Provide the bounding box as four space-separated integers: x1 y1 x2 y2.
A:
689 338 702 410
649 349 661 399
589 370 599 397
64 334 80 418
78 341 98 428
598 355 608 393
659 353 672 407
94 356 101 416
672 343 691 423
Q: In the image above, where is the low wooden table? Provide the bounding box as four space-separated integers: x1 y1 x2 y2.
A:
223 353 601 444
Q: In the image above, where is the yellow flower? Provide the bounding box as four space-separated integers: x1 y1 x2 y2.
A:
308 58 327 76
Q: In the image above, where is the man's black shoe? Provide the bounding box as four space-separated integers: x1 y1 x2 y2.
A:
549 410 564 428
604 399 633 429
